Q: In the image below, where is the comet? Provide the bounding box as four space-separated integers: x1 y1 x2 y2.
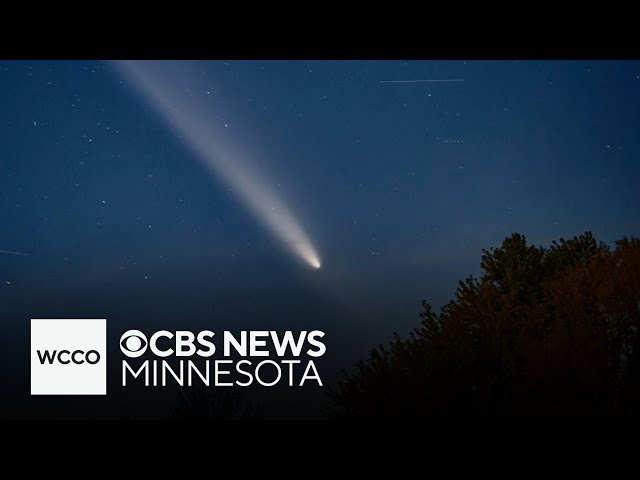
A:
113 61 321 269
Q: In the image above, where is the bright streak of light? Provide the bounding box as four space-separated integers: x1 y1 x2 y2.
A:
0 249 29 256
114 61 321 270
379 79 465 83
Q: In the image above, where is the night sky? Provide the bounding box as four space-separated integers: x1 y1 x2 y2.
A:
1 60 640 417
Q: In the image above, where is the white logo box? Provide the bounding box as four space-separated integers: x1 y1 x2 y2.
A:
31 319 107 395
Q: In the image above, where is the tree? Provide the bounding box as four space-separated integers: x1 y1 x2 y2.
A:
328 232 640 417
171 386 262 419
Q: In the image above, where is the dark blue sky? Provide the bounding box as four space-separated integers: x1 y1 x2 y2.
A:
1 60 640 382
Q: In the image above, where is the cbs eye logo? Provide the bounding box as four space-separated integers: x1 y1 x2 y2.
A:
120 330 148 358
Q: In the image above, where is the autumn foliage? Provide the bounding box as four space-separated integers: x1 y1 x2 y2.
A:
329 232 640 416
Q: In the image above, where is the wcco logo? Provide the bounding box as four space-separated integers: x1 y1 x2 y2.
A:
37 349 101 365
31 319 106 395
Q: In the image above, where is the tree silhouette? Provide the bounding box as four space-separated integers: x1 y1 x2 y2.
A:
328 232 640 417
171 385 262 419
